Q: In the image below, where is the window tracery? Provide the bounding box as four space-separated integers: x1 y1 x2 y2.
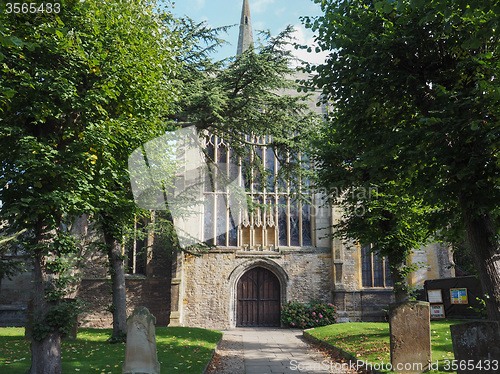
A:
203 134 313 250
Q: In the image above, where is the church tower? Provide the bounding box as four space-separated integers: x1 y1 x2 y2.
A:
237 0 253 55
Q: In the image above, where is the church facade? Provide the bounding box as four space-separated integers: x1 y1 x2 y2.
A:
165 0 454 329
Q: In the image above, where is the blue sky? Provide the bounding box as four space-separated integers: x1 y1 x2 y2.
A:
168 0 329 65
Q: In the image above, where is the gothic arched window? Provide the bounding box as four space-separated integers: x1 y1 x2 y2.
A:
203 134 313 250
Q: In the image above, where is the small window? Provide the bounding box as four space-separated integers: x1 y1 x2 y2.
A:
361 244 392 288
245 16 248 25
126 220 147 275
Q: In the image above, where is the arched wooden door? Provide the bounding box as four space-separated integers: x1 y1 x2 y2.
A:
237 267 281 327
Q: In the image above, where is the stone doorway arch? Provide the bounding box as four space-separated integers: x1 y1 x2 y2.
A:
237 267 280 326
228 259 288 328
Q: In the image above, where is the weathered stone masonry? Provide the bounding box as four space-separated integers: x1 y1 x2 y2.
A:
171 248 333 330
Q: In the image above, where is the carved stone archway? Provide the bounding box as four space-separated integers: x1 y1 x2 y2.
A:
228 259 288 328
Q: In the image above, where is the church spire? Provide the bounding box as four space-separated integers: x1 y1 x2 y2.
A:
237 0 253 55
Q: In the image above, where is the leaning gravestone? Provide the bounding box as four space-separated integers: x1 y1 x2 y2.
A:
122 306 160 374
389 301 431 374
450 321 500 374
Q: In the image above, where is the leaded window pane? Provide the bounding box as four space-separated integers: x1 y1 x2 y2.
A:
216 141 227 191
290 201 300 246
203 133 313 249
228 210 238 246
253 147 263 190
242 150 251 190
373 255 384 287
204 194 214 245
216 196 227 246
302 202 312 246
385 261 393 287
361 245 373 287
266 147 275 192
361 244 392 288
278 196 288 246
204 138 215 192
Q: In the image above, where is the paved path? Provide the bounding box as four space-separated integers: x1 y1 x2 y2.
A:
206 328 359 374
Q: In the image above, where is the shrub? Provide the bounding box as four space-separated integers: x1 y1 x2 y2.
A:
281 299 337 329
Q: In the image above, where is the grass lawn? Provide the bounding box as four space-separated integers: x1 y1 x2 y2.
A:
0 326 222 374
306 319 466 373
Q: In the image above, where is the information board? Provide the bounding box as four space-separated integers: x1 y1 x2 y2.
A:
427 289 443 303
430 304 445 318
450 288 468 304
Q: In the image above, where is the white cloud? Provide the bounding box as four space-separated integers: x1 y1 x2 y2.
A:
253 21 266 30
196 0 205 8
286 24 329 68
275 7 286 16
253 0 275 13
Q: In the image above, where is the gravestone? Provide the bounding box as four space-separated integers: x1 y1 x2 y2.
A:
450 321 500 374
389 301 431 374
122 306 160 374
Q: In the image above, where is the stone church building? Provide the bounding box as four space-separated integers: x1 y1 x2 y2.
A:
0 0 453 329
164 0 454 329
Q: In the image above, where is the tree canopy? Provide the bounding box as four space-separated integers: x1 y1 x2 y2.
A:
0 0 181 371
170 21 320 190
304 0 500 319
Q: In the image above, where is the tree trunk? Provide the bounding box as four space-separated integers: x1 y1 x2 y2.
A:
388 257 411 303
105 232 128 341
463 211 500 323
28 249 62 374
29 331 62 374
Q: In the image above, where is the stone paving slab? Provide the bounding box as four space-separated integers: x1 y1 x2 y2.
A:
206 327 361 374
235 328 356 373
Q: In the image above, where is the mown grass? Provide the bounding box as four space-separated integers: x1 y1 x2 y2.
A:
306 319 466 373
0 326 222 374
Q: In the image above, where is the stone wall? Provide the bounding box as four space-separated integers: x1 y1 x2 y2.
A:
78 278 171 328
178 247 333 330
0 259 33 326
77 227 173 328
339 243 360 292
410 243 455 287
0 266 32 307
333 290 394 322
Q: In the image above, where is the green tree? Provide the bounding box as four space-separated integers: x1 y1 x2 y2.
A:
0 0 180 371
80 1 180 343
314 164 437 302
0 229 28 291
304 0 500 320
170 20 318 190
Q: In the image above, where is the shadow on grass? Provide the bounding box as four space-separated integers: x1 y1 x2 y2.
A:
0 326 222 374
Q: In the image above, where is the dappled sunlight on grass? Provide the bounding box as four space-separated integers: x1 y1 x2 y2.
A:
0 326 222 374
0 328 30 373
308 320 466 374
